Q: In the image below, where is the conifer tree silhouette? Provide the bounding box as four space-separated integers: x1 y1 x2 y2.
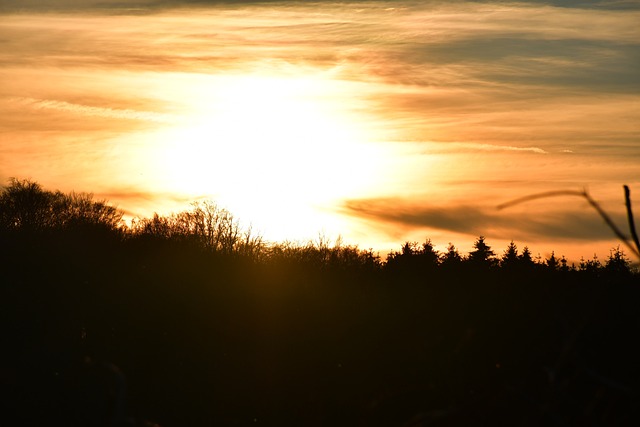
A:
500 241 519 269
467 236 496 268
440 242 462 269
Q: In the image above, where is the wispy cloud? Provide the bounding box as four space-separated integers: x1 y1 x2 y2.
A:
342 197 629 243
12 97 181 123
446 143 548 154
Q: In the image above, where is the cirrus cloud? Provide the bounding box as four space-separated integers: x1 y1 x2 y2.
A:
11 97 181 123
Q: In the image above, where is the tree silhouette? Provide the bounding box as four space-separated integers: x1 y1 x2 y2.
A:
440 242 462 269
0 178 123 233
384 241 417 273
130 201 263 256
605 246 632 276
59 191 123 231
546 251 559 271
387 239 440 275
518 246 535 269
467 236 496 269
579 254 602 274
419 238 440 268
0 179 54 231
500 241 519 269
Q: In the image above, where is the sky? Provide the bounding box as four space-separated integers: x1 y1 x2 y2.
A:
1 0 639 261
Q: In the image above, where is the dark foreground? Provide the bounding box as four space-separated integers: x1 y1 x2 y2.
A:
1 180 639 426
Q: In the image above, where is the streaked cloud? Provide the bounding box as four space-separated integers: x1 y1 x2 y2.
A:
342 197 629 243
12 97 180 124
444 143 548 155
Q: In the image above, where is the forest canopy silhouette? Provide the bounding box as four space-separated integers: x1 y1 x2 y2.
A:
1 179 638 426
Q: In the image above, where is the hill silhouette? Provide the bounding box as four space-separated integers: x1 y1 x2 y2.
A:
1 179 638 426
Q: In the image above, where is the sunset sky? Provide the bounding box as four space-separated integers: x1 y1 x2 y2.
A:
1 0 639 261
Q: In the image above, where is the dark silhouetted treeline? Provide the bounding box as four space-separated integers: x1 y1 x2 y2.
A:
1 179 639 426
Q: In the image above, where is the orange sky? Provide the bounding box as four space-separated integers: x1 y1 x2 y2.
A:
1 1 639 262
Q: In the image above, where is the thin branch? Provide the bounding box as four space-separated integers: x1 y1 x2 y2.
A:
624 185 640 257
581 191 638 258
497 190 586 210
498 187 640 259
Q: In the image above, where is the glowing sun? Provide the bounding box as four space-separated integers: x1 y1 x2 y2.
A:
154 74 383 239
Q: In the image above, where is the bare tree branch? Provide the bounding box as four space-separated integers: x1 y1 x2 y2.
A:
624 185 640 258
498 187 640 259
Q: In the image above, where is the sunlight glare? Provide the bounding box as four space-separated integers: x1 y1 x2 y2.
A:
154 74 384 239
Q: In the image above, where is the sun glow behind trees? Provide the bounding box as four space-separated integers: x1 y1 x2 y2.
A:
0 1 639 259
151 74 388 239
